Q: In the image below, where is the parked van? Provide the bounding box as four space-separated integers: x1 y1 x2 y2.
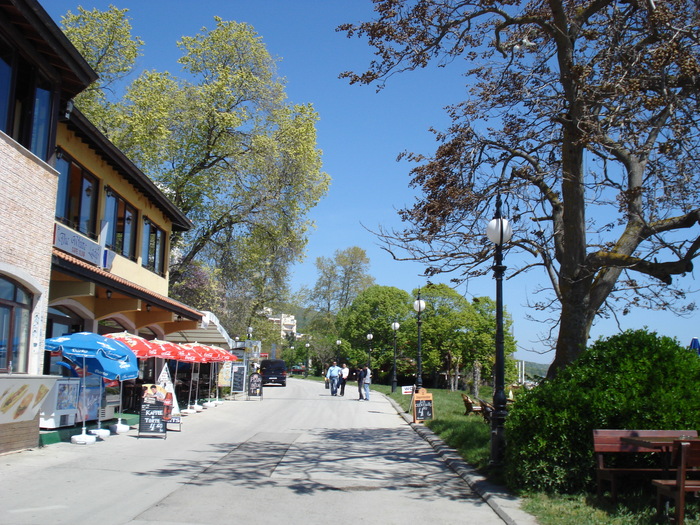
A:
260 359 287 387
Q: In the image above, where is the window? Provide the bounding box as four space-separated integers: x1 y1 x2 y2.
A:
55 153 99 239
44 306 83 376
141 218 166 275
104 188 137 259
0 275 32 374
0 38 55 160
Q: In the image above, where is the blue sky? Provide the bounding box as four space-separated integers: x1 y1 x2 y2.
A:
45 1 700 364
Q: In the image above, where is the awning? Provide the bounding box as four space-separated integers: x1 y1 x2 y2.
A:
165 311 234 350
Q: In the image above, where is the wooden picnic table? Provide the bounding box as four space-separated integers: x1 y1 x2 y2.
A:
620 434 700 473
620 435 700 452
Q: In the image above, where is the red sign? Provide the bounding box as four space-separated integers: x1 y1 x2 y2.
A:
260 353 269 358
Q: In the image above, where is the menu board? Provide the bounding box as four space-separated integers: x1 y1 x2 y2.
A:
412 389 434 423
231 365 246 393
138 401 166 438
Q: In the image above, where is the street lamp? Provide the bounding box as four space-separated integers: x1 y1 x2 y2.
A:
413 292 426 392
486 193 513 464
391 321 400 393
336 339 342 363
366 333 373 367
304 342 310 378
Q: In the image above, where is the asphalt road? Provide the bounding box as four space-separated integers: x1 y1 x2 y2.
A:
0 378 536 525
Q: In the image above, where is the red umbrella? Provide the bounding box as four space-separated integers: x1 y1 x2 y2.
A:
210 346 237 362
149 339 187 360
179 344 210 363
104 332 158 359
182 343 237 405
185 343 235 362
178 344 210 409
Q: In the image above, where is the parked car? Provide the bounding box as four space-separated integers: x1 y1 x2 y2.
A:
260 359 287 386
290 364 306 375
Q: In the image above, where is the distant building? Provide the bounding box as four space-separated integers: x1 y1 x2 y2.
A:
267 312 297 340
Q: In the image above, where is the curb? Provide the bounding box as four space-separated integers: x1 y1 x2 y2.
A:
383 393 539 525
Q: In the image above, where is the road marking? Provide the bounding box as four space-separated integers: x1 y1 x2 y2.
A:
9 505 69 514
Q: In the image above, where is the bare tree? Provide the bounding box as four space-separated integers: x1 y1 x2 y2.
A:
339 0 700 375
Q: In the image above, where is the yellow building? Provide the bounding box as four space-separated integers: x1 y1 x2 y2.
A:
0 0 232 453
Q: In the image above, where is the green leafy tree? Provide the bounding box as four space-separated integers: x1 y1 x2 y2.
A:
337 285 412 370
465 296 518 396
339 0 700 376
414 285 515 390
310 247 375 314
60 6 143 128
61 11 330 328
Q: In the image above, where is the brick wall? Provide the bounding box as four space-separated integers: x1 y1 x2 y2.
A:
0 415 40 455
0 132 56 376
0 133 57 289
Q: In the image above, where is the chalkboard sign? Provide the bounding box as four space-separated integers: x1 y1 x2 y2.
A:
138 401 167 438
412 390 434 423
231 365 245 393
248 372 263 399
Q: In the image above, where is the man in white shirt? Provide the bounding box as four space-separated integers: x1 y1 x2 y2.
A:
339 363 350 396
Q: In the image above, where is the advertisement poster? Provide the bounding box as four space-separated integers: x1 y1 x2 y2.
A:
142 376 176 422
0 377 58 424
156 365 180 418
76 375 101 423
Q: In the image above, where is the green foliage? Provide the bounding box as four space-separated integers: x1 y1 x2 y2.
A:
61 10 330 335
505 329 700 494
61 6 143 126
337 285 412 368
310 246 375 314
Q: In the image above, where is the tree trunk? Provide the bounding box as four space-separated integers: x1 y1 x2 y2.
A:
471 361 481 398
548 280 594 377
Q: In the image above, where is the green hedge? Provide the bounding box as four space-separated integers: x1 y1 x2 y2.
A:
505 329 700 493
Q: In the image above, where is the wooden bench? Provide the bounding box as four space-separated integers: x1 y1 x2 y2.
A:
478 399 494 424
653 440 700 524
461 393 483 416
593 429 698 502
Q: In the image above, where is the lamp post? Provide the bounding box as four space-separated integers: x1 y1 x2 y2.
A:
391 321 400 393
413 293 426 392
486 193 513 464
366 333 373 367
336 339 342 363
304 342 310 378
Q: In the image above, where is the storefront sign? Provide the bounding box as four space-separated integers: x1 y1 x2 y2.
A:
54 223 102 266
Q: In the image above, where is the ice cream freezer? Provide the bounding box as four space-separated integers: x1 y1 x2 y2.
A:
39 378 81 429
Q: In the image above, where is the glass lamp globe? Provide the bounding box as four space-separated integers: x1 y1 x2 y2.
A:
486 218 513 245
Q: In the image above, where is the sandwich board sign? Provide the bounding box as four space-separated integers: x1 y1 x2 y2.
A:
412 388 434 423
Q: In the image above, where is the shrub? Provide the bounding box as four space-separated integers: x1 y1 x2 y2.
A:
505 329 700 494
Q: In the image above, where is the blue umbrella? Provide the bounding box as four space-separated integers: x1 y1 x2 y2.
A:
45 332 138 381
689 337 700 356
45 332 139 441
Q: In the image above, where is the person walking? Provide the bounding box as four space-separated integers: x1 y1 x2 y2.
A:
362 365 372 401
325 361 341 396
339 363 349 396
357 365 365 400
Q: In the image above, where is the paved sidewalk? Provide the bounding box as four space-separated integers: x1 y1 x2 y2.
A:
0 379 538 525
385 395 538 525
